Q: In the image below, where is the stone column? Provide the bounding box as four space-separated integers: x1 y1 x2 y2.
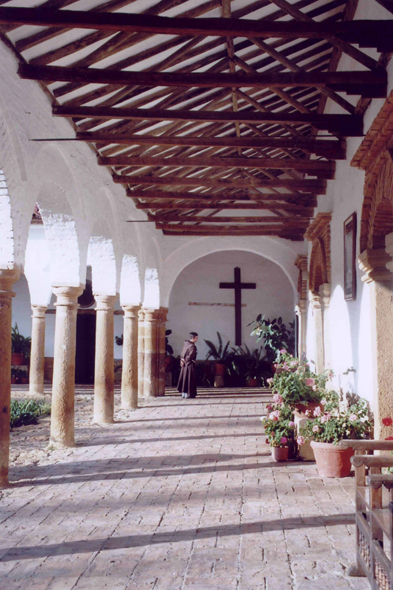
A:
29 305 47 396
93 294 117 424
359 247 393 439
158 307 168 397
121 304 139 410
0 268 20 488
309 292 324 373
295 300 307 360
144 309 160 397
319 283 331 369
138 308 145 400
50 285 83 448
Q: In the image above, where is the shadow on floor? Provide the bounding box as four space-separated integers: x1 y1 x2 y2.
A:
0 513 354 561
10 460 307 487
78 432 264 446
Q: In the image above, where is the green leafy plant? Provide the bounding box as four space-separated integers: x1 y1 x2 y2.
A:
261 402 295 448
249 315 295 363
11 323 31 358
299 395 372 446
267 351 331 408
230 345 271 385
10 399 51 429
204 332 231 362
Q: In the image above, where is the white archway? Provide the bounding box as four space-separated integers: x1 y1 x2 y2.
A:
87 217 119 297
161 236 304 307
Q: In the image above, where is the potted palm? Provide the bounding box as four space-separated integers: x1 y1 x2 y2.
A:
204 332 231 387
261 402 296 461
298 394 372 478
11 323 31 366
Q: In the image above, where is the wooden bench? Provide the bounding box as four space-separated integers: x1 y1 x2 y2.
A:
339 440 393 588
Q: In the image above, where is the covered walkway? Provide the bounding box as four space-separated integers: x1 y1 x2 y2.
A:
1 389 367 590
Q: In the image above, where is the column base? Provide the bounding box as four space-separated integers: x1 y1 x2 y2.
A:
92 418 114 425
48 437 75 450
121 403 138 411
0 474 10 489
346 564 366 577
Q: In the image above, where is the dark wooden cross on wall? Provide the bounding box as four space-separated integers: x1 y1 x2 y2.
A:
219 267 256 346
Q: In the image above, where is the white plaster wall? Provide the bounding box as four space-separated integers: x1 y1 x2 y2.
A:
168 250 296 359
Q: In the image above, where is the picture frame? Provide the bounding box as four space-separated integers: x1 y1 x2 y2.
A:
344 212 357 301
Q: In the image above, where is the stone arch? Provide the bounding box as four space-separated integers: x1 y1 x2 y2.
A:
143 266 160 309
309 237 329 295
161 236 301 307
120 250 142 306
0 168 15 269
87 217 118 297
360 152 393 252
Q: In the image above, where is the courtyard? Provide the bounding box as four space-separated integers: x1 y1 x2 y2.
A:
1 388 367 590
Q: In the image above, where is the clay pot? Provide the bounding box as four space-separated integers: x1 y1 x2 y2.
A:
247 378 258 387
214 375 225 388
215 363 226 376
311 441 354 478
11 353 24 366
272 446 289 462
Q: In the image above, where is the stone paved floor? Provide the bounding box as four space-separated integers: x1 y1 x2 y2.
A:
0 387 369 590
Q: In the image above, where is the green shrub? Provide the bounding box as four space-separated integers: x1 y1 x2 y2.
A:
10 399 51 429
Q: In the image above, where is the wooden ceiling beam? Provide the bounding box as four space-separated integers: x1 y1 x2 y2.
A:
19 64 387 98
151 215 312 223
54 105 363 135
126 189 318 201
76 131 345 158
161 229 305 239
136 202 315 212
98 155 335 175
114 174 327 191
1 8 392 47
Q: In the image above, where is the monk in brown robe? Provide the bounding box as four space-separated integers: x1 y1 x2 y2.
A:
177 332 198 399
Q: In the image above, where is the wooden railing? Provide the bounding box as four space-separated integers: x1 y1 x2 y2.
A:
340 440 393 588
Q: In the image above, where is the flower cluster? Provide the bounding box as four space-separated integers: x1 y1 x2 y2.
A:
267 351 333 409
299 396 372 445
261 403 295 448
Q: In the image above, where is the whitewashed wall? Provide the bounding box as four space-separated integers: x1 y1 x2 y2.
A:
168 250 296 360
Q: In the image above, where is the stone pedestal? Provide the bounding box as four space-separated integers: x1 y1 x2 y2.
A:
294 413 315 461
0 268 20 488
50 285 83 448
144 309 159 398
93 294 117 424
121 304 139 410
29 305 47 396
158 307 168 397
138 308 145 399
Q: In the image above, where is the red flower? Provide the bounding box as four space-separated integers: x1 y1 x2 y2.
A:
382 417 393 427
385 436 393 441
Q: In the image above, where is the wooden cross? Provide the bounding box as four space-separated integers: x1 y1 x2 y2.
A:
219 267 256 346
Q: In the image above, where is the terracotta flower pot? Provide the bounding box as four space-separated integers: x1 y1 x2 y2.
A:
11 353 24 366
311 441 354 478
272 446 289 462
247 378 258 387
215 363 226 376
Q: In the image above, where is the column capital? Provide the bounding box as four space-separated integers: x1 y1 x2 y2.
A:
359 249 392 283
160 307 169 322
53 285 84 307
0 267 20 292
31 305 47 319
295 300 307 315
309 292 321 310
94 294 117 311
122 304 141 318
319 283 331 308
143 308 160 323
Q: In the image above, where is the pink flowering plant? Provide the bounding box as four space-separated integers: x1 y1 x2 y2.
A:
299 395 372 445
267 351 332 409
261 403 295 448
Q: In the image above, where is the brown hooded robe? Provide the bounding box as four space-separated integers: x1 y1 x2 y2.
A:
177 340 197 397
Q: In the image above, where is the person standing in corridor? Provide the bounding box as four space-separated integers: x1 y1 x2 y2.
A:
177 332 198 399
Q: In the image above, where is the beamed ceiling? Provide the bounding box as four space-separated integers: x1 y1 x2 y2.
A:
1 0 392 240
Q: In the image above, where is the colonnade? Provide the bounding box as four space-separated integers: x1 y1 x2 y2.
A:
0 278 169 486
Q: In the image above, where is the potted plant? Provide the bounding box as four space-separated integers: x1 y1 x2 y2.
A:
249 315 295 367
261 401 296 462
204 332 231 387
230 345 271 387
267 352 329 414
11 323 31 366
298 394 372 478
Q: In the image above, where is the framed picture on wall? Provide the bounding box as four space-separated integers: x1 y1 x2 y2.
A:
344 212 357 301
